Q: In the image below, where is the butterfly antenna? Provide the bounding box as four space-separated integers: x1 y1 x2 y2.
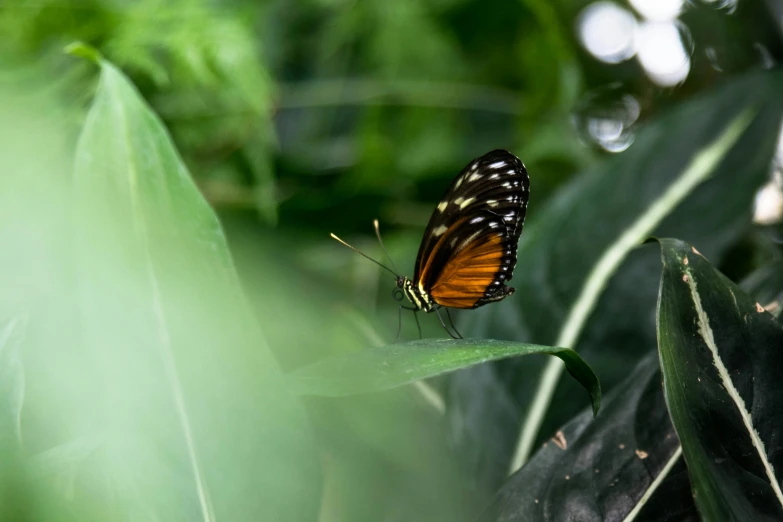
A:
372 219 401 276
330 232 399 278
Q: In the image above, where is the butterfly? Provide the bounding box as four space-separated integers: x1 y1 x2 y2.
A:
331 149 530 338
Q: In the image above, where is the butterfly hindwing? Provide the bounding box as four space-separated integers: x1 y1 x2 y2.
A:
413 150 529 309
423 212 515 308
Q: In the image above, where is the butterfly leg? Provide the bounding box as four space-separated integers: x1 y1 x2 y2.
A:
398 305 422 341
413 311 422 339
434 307 460 339
396 306 404 342
444 308 463 339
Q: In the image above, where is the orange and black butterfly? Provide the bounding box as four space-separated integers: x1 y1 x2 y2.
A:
331 149 530 338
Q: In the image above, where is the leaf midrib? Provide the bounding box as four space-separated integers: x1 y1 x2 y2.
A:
685 267 783 508
106 65 216 522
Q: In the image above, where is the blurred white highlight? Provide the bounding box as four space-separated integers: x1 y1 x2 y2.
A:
629 0 683 21
753 121 783 225
578 2 638 64
636 21 691 86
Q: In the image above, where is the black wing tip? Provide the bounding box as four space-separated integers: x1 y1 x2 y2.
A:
474 285 515 307
477 149 525 171
483 148 520 159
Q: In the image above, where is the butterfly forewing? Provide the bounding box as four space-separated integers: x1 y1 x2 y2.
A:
414 150 529 309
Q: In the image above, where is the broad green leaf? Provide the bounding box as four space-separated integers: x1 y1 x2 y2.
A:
287 339 600 416
655 238 783 520
478 352 698 522
6 46 321 521
449 70 783 483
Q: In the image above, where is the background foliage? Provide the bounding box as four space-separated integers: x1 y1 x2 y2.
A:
1 0 782 521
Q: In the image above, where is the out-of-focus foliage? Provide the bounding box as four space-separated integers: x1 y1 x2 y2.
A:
2 0 783 521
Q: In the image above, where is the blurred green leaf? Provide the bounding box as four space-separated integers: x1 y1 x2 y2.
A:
478 352 697 522
0 66 78 521
656 238 783 520
21 50 320 521
287 338 600 416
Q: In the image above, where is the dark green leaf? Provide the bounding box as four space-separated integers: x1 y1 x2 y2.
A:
655 237 783 520
450 70 783 488
478 352 699 522
288 338 600 417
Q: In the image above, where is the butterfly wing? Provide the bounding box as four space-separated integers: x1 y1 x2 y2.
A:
413 150 530 309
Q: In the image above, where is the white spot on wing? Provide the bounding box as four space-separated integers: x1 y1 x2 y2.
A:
489 174 499 180
453 197 464 206
432 224 449 236
470 216 485 224
459 197 475 209
468 172 482 182
489 161 506 168
459 230 484 251
487 199 498 207
437 201 448 212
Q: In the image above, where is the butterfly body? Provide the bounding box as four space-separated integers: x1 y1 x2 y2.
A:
400 149 529 312
398 276 435 312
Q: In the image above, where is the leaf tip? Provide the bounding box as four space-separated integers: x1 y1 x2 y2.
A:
591 392 601 418
64 42 104 65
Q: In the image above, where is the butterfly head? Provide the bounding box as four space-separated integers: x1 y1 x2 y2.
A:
332 223 425 308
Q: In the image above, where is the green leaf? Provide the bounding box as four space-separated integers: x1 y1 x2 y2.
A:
449 70 783 483
478 352 698 521
655 238 783 520
287 339 601 417
25 53 320 521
